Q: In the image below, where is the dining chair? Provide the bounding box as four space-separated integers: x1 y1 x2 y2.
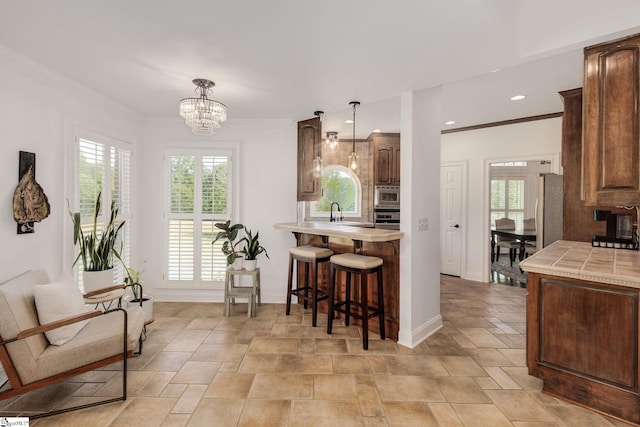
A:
494 218 519 266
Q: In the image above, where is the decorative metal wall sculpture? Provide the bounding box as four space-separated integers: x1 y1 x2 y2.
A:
13 151 50 234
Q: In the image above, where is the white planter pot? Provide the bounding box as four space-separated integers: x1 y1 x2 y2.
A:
127 294 154 324
244 259 257 271
83 269 114 293
231 257 244 270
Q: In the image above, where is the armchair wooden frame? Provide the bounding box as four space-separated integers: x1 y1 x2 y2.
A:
0 282 144 419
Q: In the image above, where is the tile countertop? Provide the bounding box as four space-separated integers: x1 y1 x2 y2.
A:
519 240 640 289
273 222 404 242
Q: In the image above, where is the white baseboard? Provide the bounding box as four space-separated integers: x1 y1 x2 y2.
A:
463 271 486 283
397 314 443 349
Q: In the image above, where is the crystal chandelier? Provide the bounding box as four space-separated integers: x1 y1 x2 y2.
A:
178 79 227 135
325 131 339 151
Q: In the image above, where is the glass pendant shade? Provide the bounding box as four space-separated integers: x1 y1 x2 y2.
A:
313 156 323 178
348 101 360 171
179 79 227 135
349 152 358 171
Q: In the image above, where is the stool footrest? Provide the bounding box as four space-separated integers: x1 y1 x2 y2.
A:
332 301 382 320
290 287 329 302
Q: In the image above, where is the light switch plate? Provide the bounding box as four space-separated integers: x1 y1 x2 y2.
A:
418 218 428 231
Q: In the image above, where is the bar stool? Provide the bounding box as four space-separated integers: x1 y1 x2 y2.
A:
286 245 333 326
327 253 385 350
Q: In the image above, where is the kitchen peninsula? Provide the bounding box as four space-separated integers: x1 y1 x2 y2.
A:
274 222 404 340
520 240 640 425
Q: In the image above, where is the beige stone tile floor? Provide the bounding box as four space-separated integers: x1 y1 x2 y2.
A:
0 275 630 426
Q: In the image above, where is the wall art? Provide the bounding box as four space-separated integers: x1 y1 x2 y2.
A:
13 151 50 234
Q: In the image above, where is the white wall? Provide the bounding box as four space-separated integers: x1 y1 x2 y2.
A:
139 118 296 303
398 87 443 348
441 118 562 282
0 47 142 282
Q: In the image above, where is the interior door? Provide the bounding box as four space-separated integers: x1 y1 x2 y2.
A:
441 164 463 276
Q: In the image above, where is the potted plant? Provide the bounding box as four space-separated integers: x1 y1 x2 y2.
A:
241 229 269 271
122 262 154 324
212 220 245 269
68 191 125 292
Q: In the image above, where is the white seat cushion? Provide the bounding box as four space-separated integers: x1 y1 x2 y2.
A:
290 245 333 259
331 253 383 269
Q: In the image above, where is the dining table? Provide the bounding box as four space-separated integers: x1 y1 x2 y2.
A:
491 226 537 262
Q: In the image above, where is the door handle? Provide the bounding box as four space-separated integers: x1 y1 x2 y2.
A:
451 224 460 228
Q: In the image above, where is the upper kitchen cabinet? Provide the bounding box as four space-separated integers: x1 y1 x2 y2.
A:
297 116 322 201
583 33 640 206
371 133 400 186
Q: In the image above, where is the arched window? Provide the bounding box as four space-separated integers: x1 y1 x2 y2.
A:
310 165 362 217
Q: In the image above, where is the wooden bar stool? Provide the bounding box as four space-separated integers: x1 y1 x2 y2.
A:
286 245 333 326
327 253 385 350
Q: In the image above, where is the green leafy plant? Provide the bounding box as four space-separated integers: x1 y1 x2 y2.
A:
121 261 146 300
68 191 126 271
212 220 245 264
241 229 269 261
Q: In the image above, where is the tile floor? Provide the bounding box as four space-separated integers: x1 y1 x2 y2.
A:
0 275 629 426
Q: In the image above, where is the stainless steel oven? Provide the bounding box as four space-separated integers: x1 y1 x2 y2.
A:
374 185 400 210
374 210 400 230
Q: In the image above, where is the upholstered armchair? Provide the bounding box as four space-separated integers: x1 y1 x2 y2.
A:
0 269 145 418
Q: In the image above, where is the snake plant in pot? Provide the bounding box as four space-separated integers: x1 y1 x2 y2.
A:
68 191 125 292
241 229 269 271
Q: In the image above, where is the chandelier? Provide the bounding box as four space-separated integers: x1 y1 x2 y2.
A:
325 131 339 151
178 79 227 135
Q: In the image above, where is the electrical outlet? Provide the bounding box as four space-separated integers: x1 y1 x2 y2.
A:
418 218 428 231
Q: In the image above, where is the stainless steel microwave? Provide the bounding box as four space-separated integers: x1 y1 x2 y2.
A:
374 185 400 210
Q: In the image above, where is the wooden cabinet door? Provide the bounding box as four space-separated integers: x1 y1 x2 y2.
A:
392 144 401 185
372 133 400 186
583 34 640 206
297 116 322 201
375 145 394 186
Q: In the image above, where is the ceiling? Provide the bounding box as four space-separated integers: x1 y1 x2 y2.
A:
1 1 640 138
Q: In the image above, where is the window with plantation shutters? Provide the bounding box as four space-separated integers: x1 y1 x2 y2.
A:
166 150 231 285
490 177 526 228
75 135 132 286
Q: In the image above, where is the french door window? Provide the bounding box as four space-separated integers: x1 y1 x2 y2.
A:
165 149 232 285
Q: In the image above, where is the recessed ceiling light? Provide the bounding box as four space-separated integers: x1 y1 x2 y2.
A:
510 95 526 101
444 120 456 125
372 129 382 133
345 119 354 124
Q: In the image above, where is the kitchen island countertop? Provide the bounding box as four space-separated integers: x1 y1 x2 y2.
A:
519 239 640 289
273 222 404 242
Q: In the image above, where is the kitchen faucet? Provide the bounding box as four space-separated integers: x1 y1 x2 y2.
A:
330 202 342 222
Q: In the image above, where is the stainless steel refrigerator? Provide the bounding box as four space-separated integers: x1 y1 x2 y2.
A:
535 173 563 249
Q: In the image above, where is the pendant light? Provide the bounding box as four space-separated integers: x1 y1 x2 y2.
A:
325 131 339 151
312 110 324 179
348 101 360 171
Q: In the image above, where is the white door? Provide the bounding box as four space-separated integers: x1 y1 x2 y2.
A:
441 164 463 276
